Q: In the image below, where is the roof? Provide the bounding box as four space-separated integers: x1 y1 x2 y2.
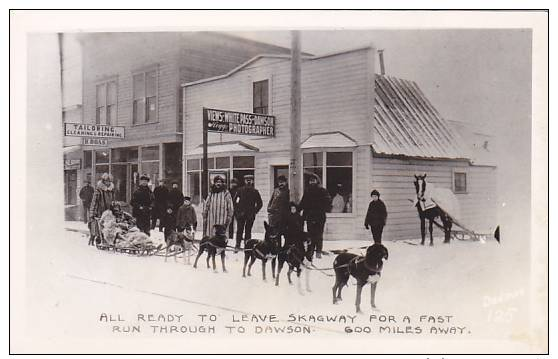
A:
181 46 372 88
372 75 470 160
185 141 259 156
301 132 357 149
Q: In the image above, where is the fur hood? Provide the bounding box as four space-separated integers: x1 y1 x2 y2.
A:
96 180 115 191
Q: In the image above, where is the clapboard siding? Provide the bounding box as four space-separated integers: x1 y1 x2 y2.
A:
372 156 497 241
184 48 372 156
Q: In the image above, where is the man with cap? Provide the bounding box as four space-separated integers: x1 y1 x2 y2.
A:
228 178 240 239
299 173 332 260
234 174 263 251
131 174 154 236
364 189 388 244
202 175 234 237
267 175 290 243
89 173 115 245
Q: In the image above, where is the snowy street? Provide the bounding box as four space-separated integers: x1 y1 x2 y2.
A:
17 220 534 354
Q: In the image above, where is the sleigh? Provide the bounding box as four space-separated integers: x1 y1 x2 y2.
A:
90 218 166 256
427 188 500 243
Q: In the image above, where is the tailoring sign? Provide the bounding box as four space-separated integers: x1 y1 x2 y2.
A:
65 123 125 139
204 108 275 137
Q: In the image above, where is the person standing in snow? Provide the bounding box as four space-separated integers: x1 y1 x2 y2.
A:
234 174 263 251
299 173 332 260
131 175 154 236
151 179 169 232
79 181 94 223
267 175 290 243
176 196 197 232
364 189 388 244
202 175 234 237
88 173 116 245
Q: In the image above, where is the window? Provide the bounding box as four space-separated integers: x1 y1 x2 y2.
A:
303 151 353 213
133 69 157 124
253 80 269 114
453 171 467 193
96 80 117 125
185 155 256 204
140 146 160 187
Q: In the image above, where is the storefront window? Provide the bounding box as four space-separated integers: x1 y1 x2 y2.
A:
187 172 201 205
141 146 159 161
216 156 230 169
303 151 353 213
112 147 138 163
141 161 159 188
232 155 255 186
96 150 109 164
83 150 92 169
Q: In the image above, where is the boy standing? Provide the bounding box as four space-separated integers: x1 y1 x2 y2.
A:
177 196 198 233
364 189 388 244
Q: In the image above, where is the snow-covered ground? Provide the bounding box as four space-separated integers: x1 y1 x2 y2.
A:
18 221 536 354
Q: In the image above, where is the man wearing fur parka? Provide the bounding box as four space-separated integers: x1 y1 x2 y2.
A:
89 173 115 221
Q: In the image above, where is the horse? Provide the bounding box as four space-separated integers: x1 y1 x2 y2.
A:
242 221 281 281
413 174 453 246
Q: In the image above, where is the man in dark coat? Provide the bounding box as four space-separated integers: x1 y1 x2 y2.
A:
131 175 154 236
267 175 290 243
151 179 169 232
79 181 94 223
234 175 263 251
168 181 184 213
364 189 388 244
228 178 240 239
299 173 332 260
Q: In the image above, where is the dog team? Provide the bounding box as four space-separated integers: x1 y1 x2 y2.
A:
82 172 390 312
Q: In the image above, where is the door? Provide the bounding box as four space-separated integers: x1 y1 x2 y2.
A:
271 165 289 192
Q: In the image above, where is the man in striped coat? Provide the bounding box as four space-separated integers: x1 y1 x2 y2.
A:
202 175 234 237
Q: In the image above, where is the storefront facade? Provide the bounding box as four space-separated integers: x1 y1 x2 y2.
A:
71 32 290 211
182 47 497 240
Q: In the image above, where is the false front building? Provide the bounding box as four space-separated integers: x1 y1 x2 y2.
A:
182 46 497 241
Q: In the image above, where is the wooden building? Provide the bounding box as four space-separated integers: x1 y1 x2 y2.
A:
182 46 497 241
64 32 289 219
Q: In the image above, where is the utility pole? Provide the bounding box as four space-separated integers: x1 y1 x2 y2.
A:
289 31 302 202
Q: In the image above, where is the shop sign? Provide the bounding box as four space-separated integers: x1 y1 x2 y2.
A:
64 159 81 170
204 108 275 137
82 137 108 146
65 123 125 139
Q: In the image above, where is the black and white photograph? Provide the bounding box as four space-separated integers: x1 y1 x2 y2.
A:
9 9 549 355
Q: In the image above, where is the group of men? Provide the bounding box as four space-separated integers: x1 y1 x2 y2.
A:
80 171 388 255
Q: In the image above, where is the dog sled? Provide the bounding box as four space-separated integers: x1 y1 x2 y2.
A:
89 217 166 256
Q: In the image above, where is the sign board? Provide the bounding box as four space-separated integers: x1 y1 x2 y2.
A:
82 138 108 146
64 159 81 170
204 108 275 137
65 123 125 139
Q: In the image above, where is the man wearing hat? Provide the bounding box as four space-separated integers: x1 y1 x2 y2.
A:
299 173 332 259
152 179 168 232
233 174 263 251
131 174 154 236
202 175 234 237
267 175 290 244
364 189 388 244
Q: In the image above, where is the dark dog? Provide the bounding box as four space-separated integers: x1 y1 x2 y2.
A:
332 243 389 313
193 224 228 272
275 232 309 287
243 221 280 281
165 226 195 264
